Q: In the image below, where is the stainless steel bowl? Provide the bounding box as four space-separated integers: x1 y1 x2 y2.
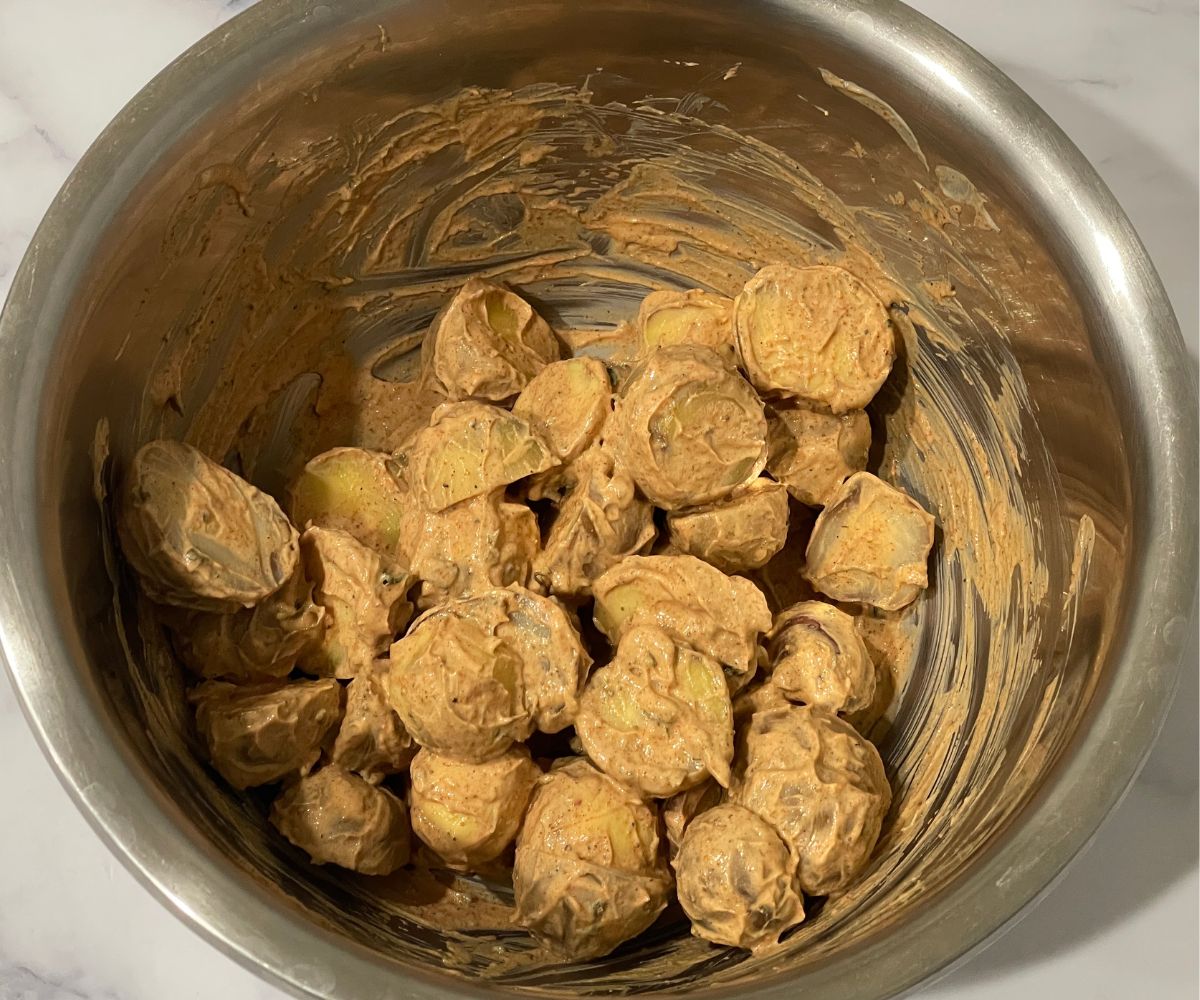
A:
1 1 1195 998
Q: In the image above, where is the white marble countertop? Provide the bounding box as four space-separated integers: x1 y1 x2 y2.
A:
0 1 1196 998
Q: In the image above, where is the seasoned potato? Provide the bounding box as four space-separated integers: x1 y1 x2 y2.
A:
165 566 325 681
733 704 890 895
497 586 593 734
331 666 416 782
734 264 894 413
387 602 532 762
408 746 539 867
662 779 724 857
404 491 538 609
635 288 735 362
408 401 556 512
532 446 656 598
766 403 871 507
666 478 789 573
592 554 771 688
512 356 611 463
612 345 768 510
766 601 875 714
119 439 299 612
298 526 412 679
514 759 672 959
804 472 935 610
674 803 805 952
288 447 409 563
190 678 342 789
426 277 560 401
577 625 733 797
271 764 411 874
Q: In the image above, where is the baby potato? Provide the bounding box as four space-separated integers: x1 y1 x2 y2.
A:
734 264 895 413
498 586 593 734
733 703 891 896
592 554 771 688
387 602 532 762
408 746 539 868
404 491 538 609
662 779 724 857
331 666 416 783
190 678 342 789
635 288 735 363
298 526 412 679
513 758 672 960
804 472 935 610
674 803 805 952
119 439 299 612
666 477 789 574
426 277 561 402
611 345 768 510
165 565 325 681
766 403 871 507
577 625 733 798
766 601 875 714
532 446 657 598
409 401 557 512
288 447 410 564
271 764 411 875
512 356 611 463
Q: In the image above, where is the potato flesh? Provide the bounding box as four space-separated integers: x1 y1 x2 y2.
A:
410 401 556 512
734 263 895 413
804 471 935 610
288 447 409 564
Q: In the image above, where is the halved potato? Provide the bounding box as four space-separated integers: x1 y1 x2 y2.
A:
426 277 560 401
288 447 409 563
734 264 894 413
409 401 556 512
611 345 767 510
804 472 935 610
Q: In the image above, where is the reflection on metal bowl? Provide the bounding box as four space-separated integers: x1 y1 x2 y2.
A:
0 1 1195 999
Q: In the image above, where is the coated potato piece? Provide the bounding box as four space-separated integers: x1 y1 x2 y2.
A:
270 764 411 875
408 746 539 868
577 625 733 798
532 446 656 598
666 478 789 574
592 555 771 687
663 779 724 857
512 356 611 463
426 277 561 402
119 439 299 612
497 586 593 734
733 704 891 896
513 759 672 960
734 264 895 413
635 288 735 363
766 601 875 714
288 447 409 564
331 667 416 782
804 472 935 610
190 678 342 789
674 803 805 952
404 491 538 609
388 584 589 757
408 401 557 512
298 526 413 679
766 403 871 507
612 345 768 510
387 601 533 762
166 566 325 681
